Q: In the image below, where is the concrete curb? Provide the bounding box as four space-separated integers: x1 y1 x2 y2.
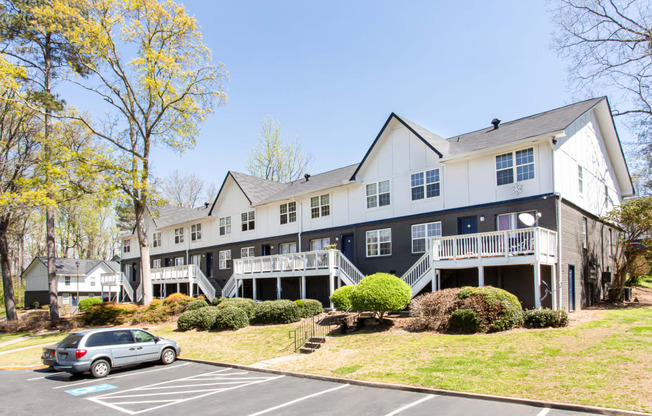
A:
180 358 649 416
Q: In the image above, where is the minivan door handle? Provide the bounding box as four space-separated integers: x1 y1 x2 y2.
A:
137 347 143 350
129 347 136 350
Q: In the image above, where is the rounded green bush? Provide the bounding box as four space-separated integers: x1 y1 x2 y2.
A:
295 299 323 317
456 286 524 332
187 300 209 311
449 308 483 333
217 298 256 320
253 300 301 324
330 285 355 310
195 307 221 330
211 296 227 306
523 309 569 328
78 297 102 312
177 309 201 331
213 305 249 330
349 273 412 320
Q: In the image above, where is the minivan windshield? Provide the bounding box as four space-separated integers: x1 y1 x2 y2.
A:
58 334 83 349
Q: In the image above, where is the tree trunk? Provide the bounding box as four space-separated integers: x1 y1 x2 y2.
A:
135 201 152 305
46 207 58 324
0 216 18 320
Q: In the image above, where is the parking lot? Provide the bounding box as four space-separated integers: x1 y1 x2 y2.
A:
0 361 617 415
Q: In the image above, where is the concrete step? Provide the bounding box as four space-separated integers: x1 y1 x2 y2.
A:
299 347 315 354
309 337 326 343
304 342 321 349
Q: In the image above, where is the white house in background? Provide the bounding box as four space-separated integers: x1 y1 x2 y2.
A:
22 257 122 307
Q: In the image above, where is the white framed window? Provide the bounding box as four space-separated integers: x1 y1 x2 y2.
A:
497 211 538 230
62 293 70 305
366 229 392 257
279 242 297 254
152 259 161 269
309 238 330 251
241 246 255 258
153 232 161 248
123 239 130 253
241 211 255 231
578 165 583 195
90 276 96 287
411 222 442 253
64 276 71 286
366 180 390 208
174 227 184 244
219 250 231 269
496 148 534 185
411 169 440 200
191 254 201 267
310 194 330 218
280 202 297 224
191 223 202 241
219 216 231 235
174 257 184 266
582 217 588 249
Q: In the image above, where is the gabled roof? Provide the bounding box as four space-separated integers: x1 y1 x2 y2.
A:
229 172 289 205
23 257 120 277
149 205 210 229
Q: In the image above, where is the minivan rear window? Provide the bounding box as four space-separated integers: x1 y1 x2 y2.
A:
59 334 83 349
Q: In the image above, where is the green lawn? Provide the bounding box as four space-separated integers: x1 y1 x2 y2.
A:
0 332 65 353
0 332 29 344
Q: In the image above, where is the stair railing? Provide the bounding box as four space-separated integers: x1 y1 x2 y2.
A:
400 250 432 287
336 251 365 285
288 314 334 352
191 264 216 302
222 274 237 298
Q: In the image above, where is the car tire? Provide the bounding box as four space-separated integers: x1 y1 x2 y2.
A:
91 359 111 378
160 348 176 365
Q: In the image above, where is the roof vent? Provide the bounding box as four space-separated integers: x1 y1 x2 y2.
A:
491 118 501 129
304 173 310 181
204 202 209 208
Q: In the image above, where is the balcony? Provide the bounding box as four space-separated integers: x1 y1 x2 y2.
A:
150 264 216 300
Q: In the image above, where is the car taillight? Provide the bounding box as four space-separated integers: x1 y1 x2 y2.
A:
75 349 87 359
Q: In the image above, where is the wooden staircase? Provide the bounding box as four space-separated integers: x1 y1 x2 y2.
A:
300 337 326 354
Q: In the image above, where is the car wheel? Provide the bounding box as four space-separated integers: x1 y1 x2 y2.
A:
91 359 111 378
160 348 176 365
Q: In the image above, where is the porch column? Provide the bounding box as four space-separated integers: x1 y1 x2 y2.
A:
177 282 180 294
534 263 541 309
431 268 437 292
338 277 342 288
329 272 335 309
301 276 306 299
551 263 557 310
189 282 194 298
252 278 257 301
277 277 281 300
478 266 484 287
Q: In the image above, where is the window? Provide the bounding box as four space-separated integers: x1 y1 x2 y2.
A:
219 216 231 235
219 250 231 269
174 257 184 266
309 238 330 251
62 293 70 305
496 148 534 185
123 239 130 253
90 276 96 287
366 180 390 208
153 232 161 248
578 165 583 194
582 217 588 249
241 247 255 258
411 222 442 253
152 259 161 269
280 202 297 224
174 227 184 244
411 169 440 200
241 211 255 231
64 276 71 286
310 195 330 218
191 254 201 267
108 330 134 345
133 330 155 343
191 223 202 241
366 229 392 257
279 242 297 254
497 211 538 230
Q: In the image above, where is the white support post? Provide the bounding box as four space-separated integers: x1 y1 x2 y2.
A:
431 268 437 292
328 250 336 309
478 266 484 287
277 277 282 300
252 278 257 301
551 263 557 310
534 263 541 309
301 275 306 299
338 278 342 289
177 282 180 294
189 282 194 298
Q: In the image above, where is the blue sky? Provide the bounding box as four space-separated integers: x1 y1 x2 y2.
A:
142 1 630 190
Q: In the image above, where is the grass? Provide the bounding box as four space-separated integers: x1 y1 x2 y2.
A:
0 332 29 344
0 332 65 353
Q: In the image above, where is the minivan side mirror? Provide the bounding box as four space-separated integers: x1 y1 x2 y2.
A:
154 336 160 342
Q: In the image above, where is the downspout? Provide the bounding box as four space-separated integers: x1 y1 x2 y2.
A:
549 135 564 311
296 199 303 253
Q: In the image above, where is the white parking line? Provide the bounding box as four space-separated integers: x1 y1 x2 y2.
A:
384 395 436 416
52 362 192 389
28 374 69 381
537 408 551 416
246 384 350 416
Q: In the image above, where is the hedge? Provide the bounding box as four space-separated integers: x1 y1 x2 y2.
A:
78 297 102 312
253 300 301 324
456 286 524 332
523 309 569 328
449 308 483 333
81 303 139 325
296 299 323 318
177 309 202 331
217 298 256 320
187 300 210 311
213 306 249 330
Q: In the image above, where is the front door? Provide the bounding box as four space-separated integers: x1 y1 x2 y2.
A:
458 217 478 235
341 234 354 261
568 264 576 311
261 244 271 256
206 253 213 277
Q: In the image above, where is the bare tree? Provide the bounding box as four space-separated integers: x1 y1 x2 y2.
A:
247 117 311 183
159 170 206 208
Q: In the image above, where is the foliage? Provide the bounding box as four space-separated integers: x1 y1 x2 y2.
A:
449 309 483 333
253 300 302 324
31 301 40 310
217 298 256 320
213 306 249 331
247 117 311 182
187 300 209 311
162 293 194 314
77 297 101 312
177 309 202 332
81 302 138 326
295 299 323 318
456 286 524 332
629 273 652 289
330 285 355 310
523 309 569 329
349 273 412 321
211 296 227 306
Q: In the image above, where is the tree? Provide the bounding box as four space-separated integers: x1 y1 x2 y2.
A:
159 170 208 208
603 196 652 300
247 117 311 182
551 0 652 193
58 0 226 305
349 273 412 322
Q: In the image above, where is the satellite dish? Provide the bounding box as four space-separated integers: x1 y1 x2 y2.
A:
518 213 536 227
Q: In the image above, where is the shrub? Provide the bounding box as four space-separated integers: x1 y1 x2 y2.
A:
31 301 40 309
296 299 323 318
253 300 301 324
523 309 569 328
194 307 221 330
163 293 194 314
456 286 523 332
177 309 201 331
82 302 139 325
330 285 355 310
449 308 483 333
217 298 256 320
211 296 227 306
213 306 249 330
78 297 102 312
188 300 209 311
349 273 412 320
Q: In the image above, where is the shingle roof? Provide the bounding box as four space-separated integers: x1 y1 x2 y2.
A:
35 258 119 275
149 205 210 229
229 172 289 205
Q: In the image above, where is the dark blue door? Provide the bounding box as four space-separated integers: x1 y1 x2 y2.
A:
568 265 576 311
206 253 213 277
341 234 354 261
458 217 478 234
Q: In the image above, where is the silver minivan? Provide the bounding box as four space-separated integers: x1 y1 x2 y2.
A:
53 328 181 378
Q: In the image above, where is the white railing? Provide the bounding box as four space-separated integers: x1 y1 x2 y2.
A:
336 252 365 285
401 250 432 287
100 272 135 302
222 275 237 298
150 264 216 301
233 250 331 275
191 264 216 301
432 227 557 261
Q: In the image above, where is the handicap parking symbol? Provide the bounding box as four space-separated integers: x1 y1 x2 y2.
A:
66 384 117 396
